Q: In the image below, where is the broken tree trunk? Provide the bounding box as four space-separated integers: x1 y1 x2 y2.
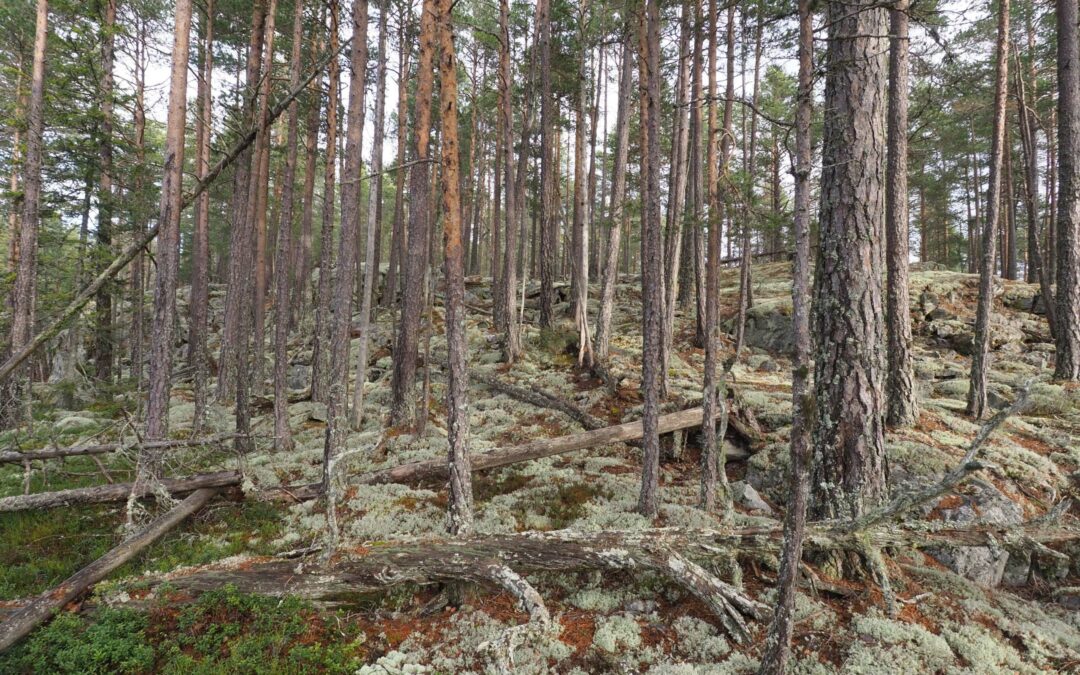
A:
0 434 241 465
0 471 239 513
0 487 220 652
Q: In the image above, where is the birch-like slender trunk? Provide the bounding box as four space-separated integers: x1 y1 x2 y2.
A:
757 0 813 669
594 33 633 363
312 3 341 404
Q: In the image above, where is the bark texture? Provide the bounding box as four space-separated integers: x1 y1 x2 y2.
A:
637 0 663 518
3 0 47 429
350 1 388 430
809 0 889 521
1055 0 1080 380
144 0 194 463
189 2 214 434
967 0 1009 418
594 33 633 363
435 0 475 536
758 0 813 669
884 1 917 427
324 0 369 487
390 0 437 427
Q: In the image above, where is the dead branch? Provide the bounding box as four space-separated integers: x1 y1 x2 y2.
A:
849 387 1030 533
261 405 758 504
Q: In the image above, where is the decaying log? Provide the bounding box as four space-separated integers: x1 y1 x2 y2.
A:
0 471 240 513
262 406 754 503
0 434 241 465
474 372 606 430
0 488 220 652
87 517 1076 636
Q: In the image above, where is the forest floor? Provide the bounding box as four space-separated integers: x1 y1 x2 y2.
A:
0 261 1078 673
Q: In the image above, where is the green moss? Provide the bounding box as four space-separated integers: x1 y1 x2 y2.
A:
0 587 363 674
0 499 283 600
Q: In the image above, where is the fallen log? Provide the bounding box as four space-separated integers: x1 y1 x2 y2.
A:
0 434 241 465
0 487 220 652
262 406 739 503
474 372 606 430
0 471 240 513
85 519 1077 638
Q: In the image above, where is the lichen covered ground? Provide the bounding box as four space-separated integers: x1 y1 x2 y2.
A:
1 262 1078 673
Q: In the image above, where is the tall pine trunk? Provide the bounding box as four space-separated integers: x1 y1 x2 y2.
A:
350 1 388 430
538 0 556 328
324 0 369 485
143 0 193 467
1054 0 1080 380
497 0 521 362
967 0 1009 418
218 2 266 403
809 0 889 522
272 0 307 453
434 0 475 535
390 0 437 427
637 0 663 518
189 1 214 434
93 0 117 383
885 0 917 427
3 0 47 429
